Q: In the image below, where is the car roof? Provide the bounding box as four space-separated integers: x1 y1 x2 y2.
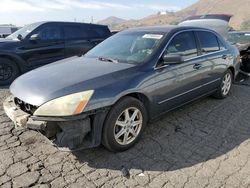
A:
31 21 108 27
122 25 216 34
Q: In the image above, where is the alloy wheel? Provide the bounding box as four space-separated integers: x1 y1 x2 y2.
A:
221 72 232 96
114 107 143 145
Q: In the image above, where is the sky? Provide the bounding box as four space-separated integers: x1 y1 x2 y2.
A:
0 0 199 26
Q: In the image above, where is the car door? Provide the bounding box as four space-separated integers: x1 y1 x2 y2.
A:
195 31 231 92
63 24 94 58
21 23 65 68
151 31 211 116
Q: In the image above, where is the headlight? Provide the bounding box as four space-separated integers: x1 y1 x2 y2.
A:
34 90 94 117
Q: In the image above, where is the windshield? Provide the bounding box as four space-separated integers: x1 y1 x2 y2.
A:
6 22 41 40
228 32 250 44
85 32 165 64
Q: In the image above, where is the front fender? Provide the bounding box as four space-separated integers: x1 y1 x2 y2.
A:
84 66 155 114
111 89 153 106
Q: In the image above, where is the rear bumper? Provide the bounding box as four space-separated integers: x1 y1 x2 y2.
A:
3 96 109 151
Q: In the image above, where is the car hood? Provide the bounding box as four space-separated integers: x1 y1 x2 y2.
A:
10 57 135 106
0 38 17 43
0 38 18 50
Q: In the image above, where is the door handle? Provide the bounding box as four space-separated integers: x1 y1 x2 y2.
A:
193 63 202 70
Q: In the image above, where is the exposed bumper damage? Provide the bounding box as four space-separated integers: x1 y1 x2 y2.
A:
3 96 108 151
236 43 250 75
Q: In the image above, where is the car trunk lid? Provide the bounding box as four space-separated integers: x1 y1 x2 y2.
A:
179 14 232 39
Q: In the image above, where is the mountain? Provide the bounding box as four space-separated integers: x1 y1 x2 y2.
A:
114 13 182 30
97 16 127 29
109 0 250 30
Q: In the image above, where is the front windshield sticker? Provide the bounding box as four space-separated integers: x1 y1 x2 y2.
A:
142 34 163 40
245 33 250 36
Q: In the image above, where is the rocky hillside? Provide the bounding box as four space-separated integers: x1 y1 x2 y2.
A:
115 13 182 30
105 0 250 30
97 16 126 29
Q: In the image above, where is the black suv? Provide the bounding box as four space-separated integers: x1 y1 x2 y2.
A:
0 21 111 85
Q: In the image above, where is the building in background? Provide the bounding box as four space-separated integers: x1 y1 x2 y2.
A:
0 24 19 38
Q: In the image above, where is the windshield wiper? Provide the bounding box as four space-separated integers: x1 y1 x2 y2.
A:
98 56 119 63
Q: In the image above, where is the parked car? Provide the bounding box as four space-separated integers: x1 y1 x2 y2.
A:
3 25 240 152
0 21 111 85
179 14 250 74
228 31 250 73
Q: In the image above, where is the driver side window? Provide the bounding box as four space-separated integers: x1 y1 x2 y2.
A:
36 25 62 41
166 31 198 60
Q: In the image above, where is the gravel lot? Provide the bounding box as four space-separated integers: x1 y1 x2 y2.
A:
1 77 250 188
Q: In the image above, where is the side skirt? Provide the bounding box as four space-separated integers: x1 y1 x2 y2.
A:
149 89 218 123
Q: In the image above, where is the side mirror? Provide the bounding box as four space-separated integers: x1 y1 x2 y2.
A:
162 53 183 64
29 34 39 41
17 34 23 41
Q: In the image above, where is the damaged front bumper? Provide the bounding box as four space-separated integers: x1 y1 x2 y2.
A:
3 96 46 129
3 96 109 151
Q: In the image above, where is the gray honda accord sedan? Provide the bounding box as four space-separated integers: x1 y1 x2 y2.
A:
3 26 240 152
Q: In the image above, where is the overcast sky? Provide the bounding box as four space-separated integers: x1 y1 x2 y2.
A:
0 0 198 26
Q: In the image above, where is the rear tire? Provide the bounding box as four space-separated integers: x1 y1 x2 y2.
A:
102 97 148 152
213 69 233 99
0 58 20 86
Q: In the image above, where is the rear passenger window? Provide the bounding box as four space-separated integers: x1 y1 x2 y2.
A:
88 29 101 38
197 31 220 53
64 25 89 40
88 26 110 39
166 31 198 60
95 27 110 37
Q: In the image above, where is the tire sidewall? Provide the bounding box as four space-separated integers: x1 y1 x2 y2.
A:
0 58 19 85
102 97 148 152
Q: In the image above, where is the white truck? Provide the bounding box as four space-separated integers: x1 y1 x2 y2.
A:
0 25 19 38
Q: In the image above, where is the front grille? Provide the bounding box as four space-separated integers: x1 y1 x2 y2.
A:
14 97 37 115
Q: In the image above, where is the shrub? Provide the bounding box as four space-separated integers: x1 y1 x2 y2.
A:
241 19 250 30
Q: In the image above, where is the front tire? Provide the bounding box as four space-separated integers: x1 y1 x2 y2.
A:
213 69 233 99
0 58 20 86
102 97 148 152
